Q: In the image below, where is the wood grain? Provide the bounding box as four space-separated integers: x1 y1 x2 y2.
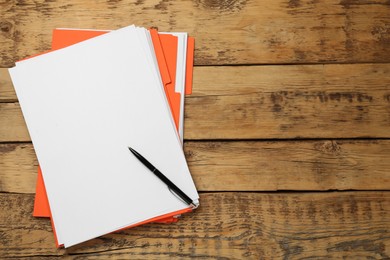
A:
0 102 30 142
0 0 389 258
0 192 389 259
0 68 15 102
186 63 390 139
1 64 389 141
0 0 389 67
0 2 15 68
1 140 389 193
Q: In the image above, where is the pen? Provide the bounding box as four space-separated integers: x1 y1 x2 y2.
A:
128 147 197 209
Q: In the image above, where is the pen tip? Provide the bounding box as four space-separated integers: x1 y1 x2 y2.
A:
128 147 138 155
128 147 141 159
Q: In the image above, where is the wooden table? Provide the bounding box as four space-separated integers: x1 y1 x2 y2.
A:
1 1 389 258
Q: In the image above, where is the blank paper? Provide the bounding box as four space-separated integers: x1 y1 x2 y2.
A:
10 25 199 247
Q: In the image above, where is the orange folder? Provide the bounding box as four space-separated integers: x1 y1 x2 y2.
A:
159 34 180 129
32 28 195 245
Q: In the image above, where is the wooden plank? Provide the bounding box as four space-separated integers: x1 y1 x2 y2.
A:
1 140 389 193
0 102 30 142
0 143 38 193
0 192 388 258
0 2 15 67
0 68 15 102
186 64 390 139
0 0 389 66
1 64 389 140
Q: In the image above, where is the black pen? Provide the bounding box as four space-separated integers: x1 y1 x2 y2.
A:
128 147 197 209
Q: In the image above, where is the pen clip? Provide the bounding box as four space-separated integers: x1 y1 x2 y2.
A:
167 186 198 209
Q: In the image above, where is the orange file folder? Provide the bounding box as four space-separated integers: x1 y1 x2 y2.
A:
32 29 195 234
159 34 180 129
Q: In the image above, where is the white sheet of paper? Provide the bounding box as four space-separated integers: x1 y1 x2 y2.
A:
10 25 198 247
52 28 182 145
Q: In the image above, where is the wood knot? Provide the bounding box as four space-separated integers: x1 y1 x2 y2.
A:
315 141 341 155
196 0 248 12
270 91 288 113
0 144 17 153
372 24 390 45
288 0 301 8
184 149 196 159
0 20 12 34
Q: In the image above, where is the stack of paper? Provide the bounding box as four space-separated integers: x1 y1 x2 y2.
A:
9 25 199 248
